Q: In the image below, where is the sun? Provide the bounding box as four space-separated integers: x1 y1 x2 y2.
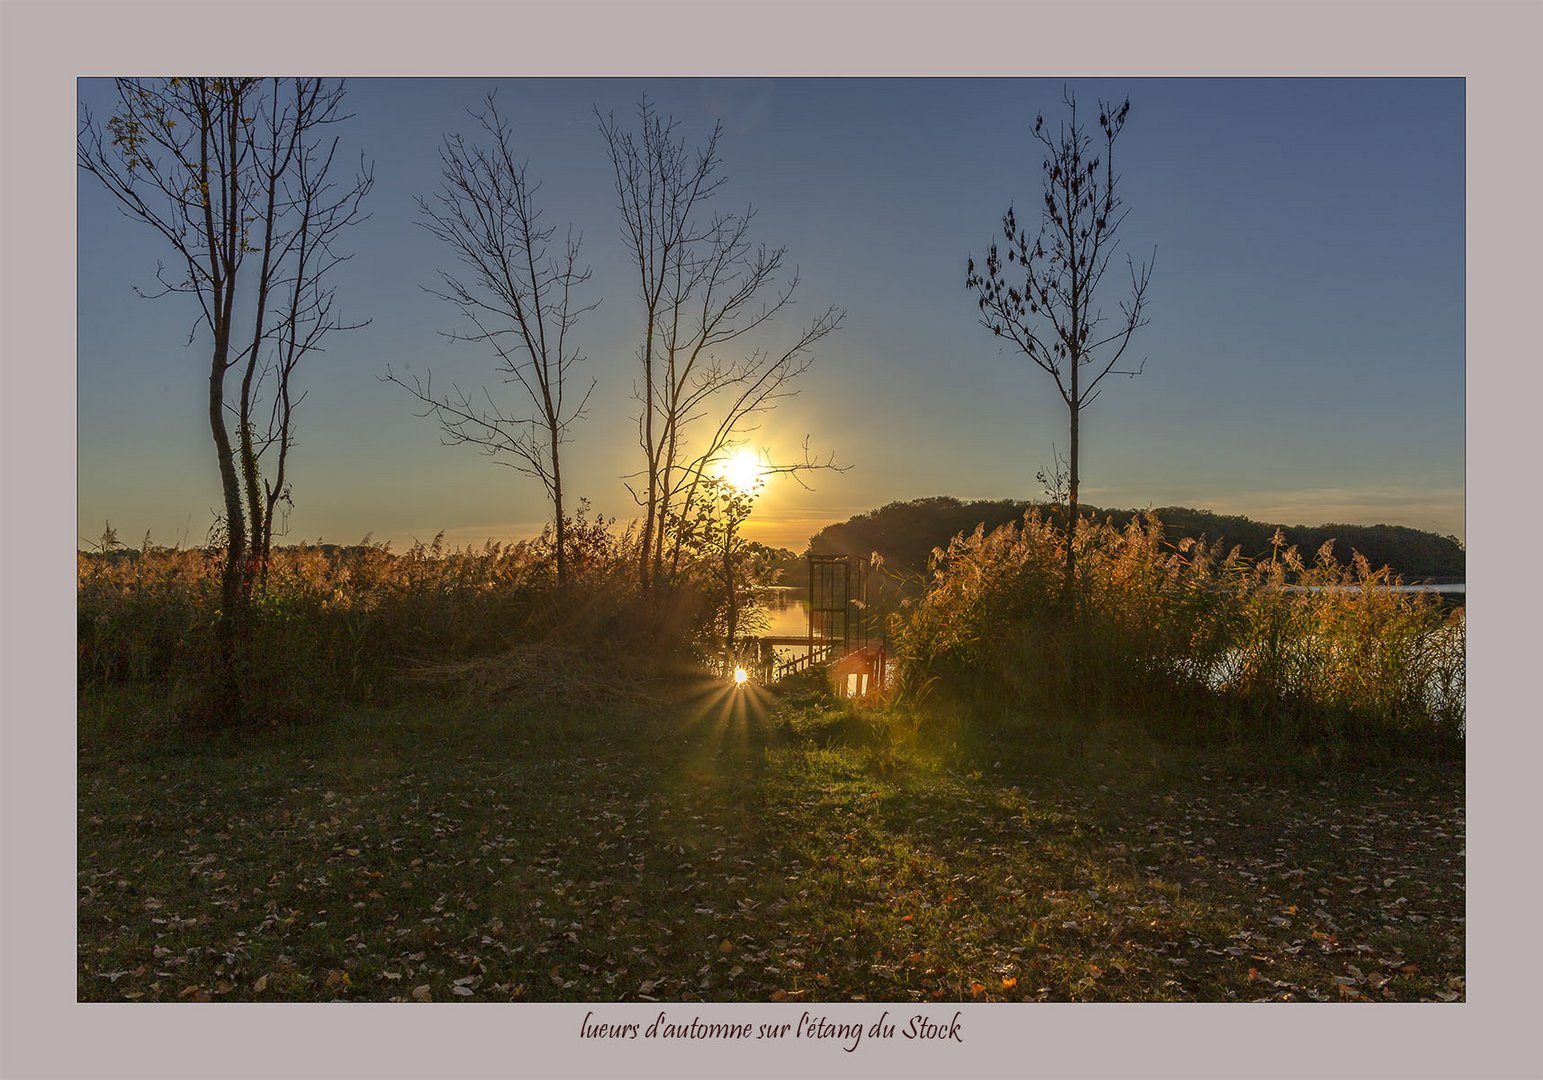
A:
716 446 767 495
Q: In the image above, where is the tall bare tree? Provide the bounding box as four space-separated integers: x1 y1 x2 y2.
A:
79 77 373 719
966 90 1152 602
384 96 596 585
599 98 843 595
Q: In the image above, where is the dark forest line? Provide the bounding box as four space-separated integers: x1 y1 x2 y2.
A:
87 497 1464 589
785 497 1465 585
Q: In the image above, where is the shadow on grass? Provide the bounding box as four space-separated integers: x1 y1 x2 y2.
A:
77 666 1464 1004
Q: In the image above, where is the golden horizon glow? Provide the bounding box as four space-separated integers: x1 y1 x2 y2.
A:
716 447 768 496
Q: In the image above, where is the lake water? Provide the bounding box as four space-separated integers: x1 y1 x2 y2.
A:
760 587 812 639
1288 584 1465 595
757 584 1465 641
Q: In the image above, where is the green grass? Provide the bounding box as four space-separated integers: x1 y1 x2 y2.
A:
78 672 1464 1003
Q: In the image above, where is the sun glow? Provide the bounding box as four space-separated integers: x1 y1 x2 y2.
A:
732 665 749 686
716 447 767 496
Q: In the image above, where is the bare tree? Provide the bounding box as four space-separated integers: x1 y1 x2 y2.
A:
79 77 373 719
384 96 596 585
599 97 844 595
966 90 1152 602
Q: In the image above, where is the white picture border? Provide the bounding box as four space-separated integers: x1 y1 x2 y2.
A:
4 1 1540 1077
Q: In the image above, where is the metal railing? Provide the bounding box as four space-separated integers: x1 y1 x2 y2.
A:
771 640 835 681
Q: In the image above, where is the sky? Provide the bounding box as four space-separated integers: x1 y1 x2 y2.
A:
76 77 1465 553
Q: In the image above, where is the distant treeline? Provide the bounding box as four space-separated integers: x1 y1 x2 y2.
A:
90 502 1462 587
786 497 1464 585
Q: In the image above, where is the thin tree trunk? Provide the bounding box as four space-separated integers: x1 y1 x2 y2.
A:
210 344 246 720
551 425 567 586
638 314 657 593
1065 222 1081 607
1066 396 1079 606
724 519 737 662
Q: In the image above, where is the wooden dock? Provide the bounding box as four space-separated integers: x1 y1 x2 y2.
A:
770 640 836 681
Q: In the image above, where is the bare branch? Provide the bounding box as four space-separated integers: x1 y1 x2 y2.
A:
601 96 846 592
963 89 1152 600
389 94 592 582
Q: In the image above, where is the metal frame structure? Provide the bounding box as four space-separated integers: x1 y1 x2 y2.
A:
807 554 852 653
765 553 885 691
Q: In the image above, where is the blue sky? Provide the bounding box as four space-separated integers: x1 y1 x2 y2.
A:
76 77 1464 552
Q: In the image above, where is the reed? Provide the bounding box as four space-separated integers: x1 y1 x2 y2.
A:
77 505 747 727
890 511 1464 759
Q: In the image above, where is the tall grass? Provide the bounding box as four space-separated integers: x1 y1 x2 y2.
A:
77 506 743 727
891 511 1465 759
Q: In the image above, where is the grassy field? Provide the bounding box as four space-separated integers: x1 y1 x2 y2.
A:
78 667 1464 1003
